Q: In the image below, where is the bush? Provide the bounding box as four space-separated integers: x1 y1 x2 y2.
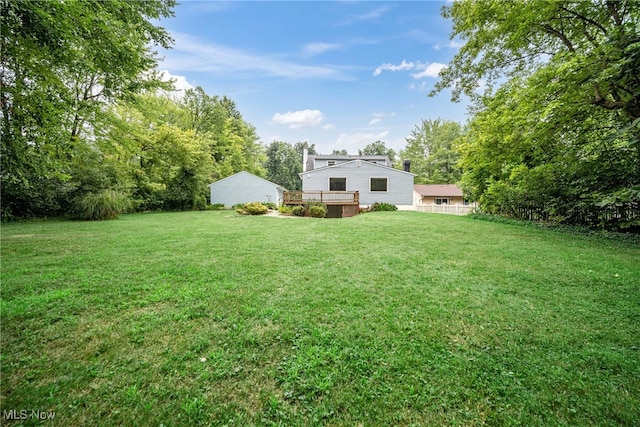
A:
278 206 293 215
239 202 268 215
370 202 397 212
210 204 226 210
309 205 327 218
292 206 305 216
74 190 131 220
263 202 277 210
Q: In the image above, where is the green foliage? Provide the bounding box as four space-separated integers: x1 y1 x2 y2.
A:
0 0 176 220
370 202 397 212
399 119 462 184
358 140 397 165
309 205 327 218
291 206 305 217
436 0 640 231
0 0 266 220
74 190 131 220
236 202 268 216
210 203 226 210
278 205 294 215
265 141 316 191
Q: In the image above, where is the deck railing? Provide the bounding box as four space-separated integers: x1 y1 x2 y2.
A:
284 191 359 205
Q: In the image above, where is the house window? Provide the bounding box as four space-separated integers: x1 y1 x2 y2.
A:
463 198 471 206
370 177 388 192
435 198 449 205
329 177 346 191
327 160 336 166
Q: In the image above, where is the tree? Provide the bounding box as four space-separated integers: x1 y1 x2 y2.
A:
266 141 301 190
434 0 640 229
359 141 397 165
399 119 462 184
433 0 640 121
1 0 176 219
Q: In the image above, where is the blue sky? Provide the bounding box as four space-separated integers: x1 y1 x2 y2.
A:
156 0 469 154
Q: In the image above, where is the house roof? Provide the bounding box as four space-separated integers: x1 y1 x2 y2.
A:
414 184 463 197
306 154 391 171
208 171 286 190
300 159 415 177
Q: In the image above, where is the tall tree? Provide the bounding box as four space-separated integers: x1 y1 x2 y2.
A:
433 0 640 121
0 0 176 219
400 119 462 184
265 141 302 190
434 0 640 229
359 140 397 165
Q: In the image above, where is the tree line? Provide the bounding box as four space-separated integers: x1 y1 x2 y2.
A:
2 0 637 230
433 0 640 231
0 0 461 221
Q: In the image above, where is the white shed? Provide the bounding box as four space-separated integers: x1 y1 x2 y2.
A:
208 171 286 207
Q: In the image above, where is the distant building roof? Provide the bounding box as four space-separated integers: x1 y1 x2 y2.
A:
414 184 463 197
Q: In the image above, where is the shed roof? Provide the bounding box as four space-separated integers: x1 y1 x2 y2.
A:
414 184 463 197
208 171 286 190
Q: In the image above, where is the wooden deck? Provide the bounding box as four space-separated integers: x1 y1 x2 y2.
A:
283 191 359 205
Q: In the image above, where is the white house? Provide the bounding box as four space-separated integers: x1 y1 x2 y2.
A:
208 171 286 207
299 154 415 207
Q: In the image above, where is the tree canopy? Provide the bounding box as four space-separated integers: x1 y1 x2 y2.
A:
435 0 640 230
400 119 462 184
0 0 266 219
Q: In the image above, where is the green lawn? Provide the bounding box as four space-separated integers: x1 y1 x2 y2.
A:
1 211 639 426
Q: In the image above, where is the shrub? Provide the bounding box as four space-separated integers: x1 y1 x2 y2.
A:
241 202 268 215
263 202 277 210
370 202 397 212
210 204 226 210
278 206 293 215
309 205 327 218
74 190 131 220
292 206 305 216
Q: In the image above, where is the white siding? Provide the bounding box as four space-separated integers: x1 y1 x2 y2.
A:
302 161 414 205
209 172 284 207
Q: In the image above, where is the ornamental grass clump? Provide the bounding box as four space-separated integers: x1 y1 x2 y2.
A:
75 190 131 220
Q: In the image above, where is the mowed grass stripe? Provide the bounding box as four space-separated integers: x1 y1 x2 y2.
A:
1 211 638 426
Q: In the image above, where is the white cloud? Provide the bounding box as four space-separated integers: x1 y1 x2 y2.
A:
303 42 342 56
338 6 392 26
411 62 447 79
159 70 194 91
323 123 336 130
368 112 385 125
434 40 464 50
373 60 447 79
334 130 390 152
373 59 414 76
157 70 194 98
272 109 326 129
160 32 349 80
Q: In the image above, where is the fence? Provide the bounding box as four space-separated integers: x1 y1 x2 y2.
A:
415 204 476 215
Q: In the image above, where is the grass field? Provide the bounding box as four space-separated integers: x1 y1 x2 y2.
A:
1 211 639 426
